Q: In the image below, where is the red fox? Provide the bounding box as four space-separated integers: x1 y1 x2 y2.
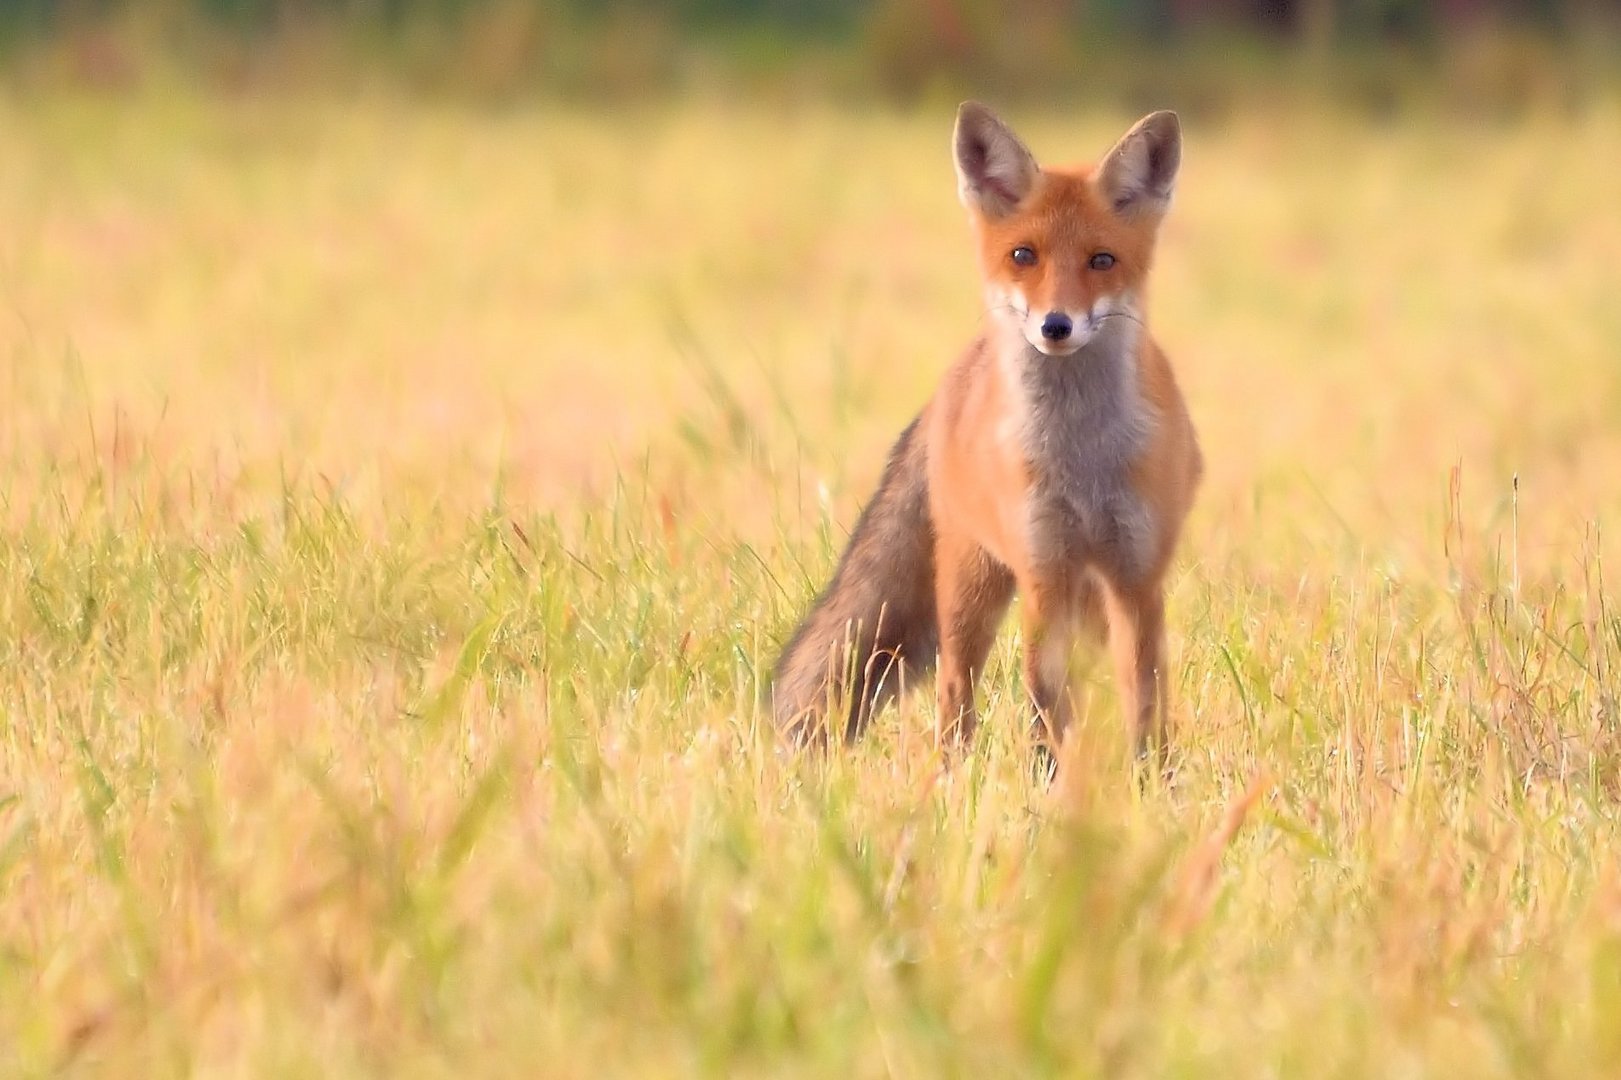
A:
772 103 1202 764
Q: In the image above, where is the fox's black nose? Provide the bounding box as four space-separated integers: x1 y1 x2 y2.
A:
1040 313 1073 341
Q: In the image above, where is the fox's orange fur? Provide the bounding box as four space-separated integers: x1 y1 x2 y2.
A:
773 103 1201 767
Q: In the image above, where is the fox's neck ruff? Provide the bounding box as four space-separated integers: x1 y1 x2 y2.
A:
995 314 1154 485
994 314 1160 581
994 313 1145 422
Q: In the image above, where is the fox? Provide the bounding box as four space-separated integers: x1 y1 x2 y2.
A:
772 102 1202 765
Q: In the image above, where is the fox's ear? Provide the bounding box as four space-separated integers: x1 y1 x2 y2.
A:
954 101 1039 219
1096 111 1181 218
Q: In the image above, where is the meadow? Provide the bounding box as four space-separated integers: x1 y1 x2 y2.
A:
2 86 1621 1075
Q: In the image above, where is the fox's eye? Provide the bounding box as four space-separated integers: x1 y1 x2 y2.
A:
1011 246 1037 267
1089 252 1116 271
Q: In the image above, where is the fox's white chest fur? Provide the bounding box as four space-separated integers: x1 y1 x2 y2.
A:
1007 325 1158 584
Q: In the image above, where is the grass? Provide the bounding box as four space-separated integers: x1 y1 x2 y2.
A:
2 86 1621 1075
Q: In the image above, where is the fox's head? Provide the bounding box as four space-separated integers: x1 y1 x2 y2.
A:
953 103 1181 358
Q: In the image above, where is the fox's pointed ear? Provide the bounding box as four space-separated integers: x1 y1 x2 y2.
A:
1096 111 1181 218
954 102 1039 219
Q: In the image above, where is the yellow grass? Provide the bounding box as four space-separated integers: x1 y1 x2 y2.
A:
3 87 1621 1075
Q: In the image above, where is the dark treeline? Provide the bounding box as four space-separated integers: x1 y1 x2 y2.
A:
3 0 1616 103
1 0 1610 42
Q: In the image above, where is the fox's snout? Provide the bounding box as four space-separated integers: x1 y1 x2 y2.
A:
1019 304 1110 357
1025 307 1086 356
1011 294 1142 357
1039 312 1072 341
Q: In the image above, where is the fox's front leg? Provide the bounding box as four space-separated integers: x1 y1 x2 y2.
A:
1019 581 1080 762
1103 580 1168 761
934 537 1014 752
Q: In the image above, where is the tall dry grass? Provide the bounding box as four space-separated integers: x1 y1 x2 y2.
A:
2 87 1621 1074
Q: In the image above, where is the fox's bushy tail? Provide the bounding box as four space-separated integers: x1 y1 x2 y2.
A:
772 416 939 744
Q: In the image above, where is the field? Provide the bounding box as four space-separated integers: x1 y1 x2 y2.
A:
3 87 1621 1075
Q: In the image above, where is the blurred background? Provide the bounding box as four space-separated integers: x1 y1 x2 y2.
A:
2 0 1618 110
3 0 1619 522
2 0 1619 513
